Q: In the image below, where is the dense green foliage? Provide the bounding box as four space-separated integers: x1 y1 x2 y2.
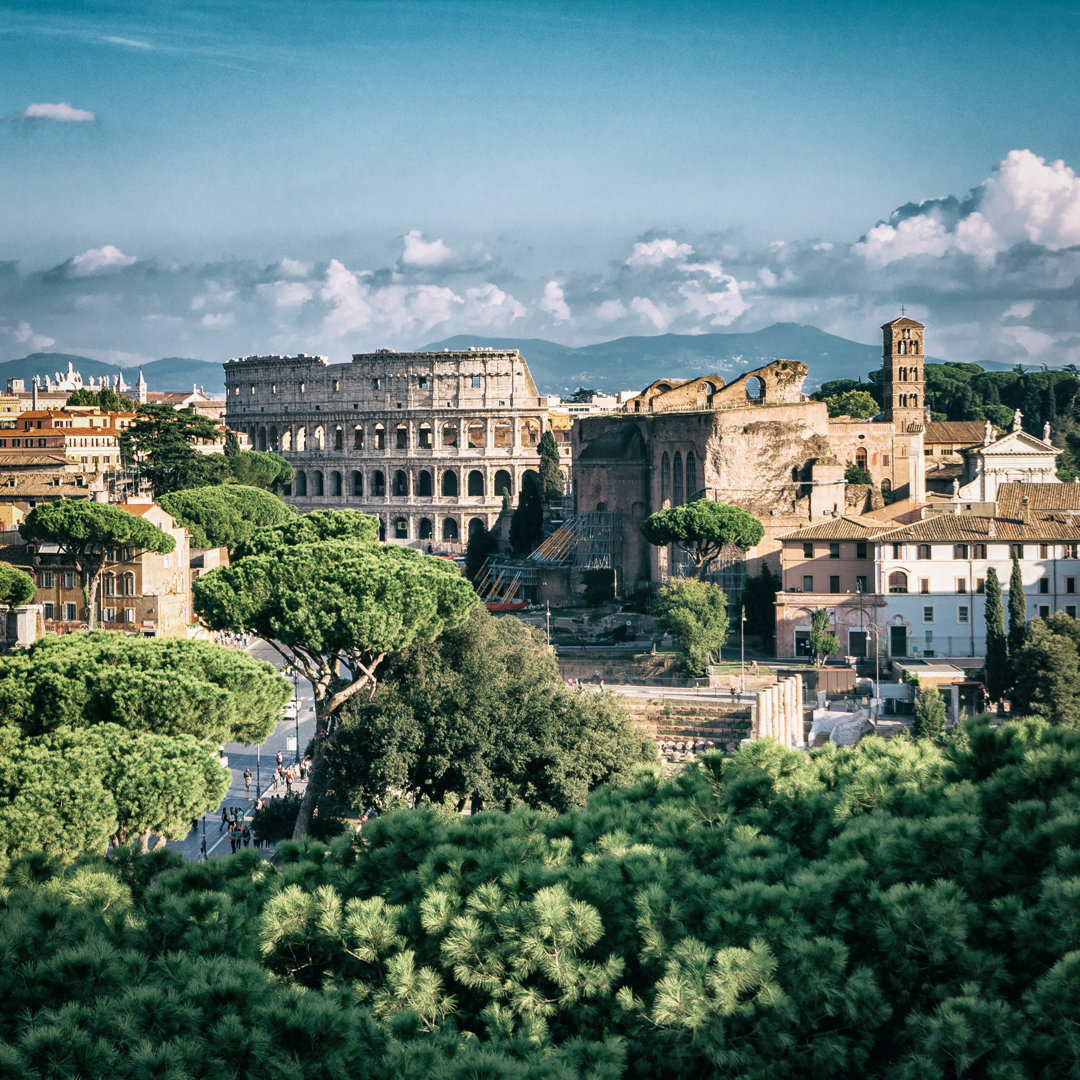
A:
324 607 654 815
844 461 874 486
0 633 290 857
824 389 879 419
509 472 544 555
8 722 1080 1077
158 484 296 550
652 579 729 675
912 686 947 741
808 608 840 667
0 564 36 606
1012 612 1080 725
641 499 764 579
464 524 498 581
66 386 137 412
741 564 780 646
20 499 175 627
538 429 564 502
194 540 478 837
226 449 294 491
984 566 1010 703
119 404 223 494
582 568 615 607
230 507 380 559
1008 554 1027 658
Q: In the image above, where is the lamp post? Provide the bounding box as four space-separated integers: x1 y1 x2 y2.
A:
864 623 881 729
256 742 260 798
200 815 206 862
292 667 300 764
740 605 746 693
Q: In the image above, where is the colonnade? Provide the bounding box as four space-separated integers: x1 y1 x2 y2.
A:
754 676 804 748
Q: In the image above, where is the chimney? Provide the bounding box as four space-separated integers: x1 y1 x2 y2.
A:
31 376 39 411
1021 496 1030 523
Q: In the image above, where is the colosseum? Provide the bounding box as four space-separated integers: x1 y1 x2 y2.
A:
223 347 560 548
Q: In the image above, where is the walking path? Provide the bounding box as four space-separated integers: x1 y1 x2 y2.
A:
165 638 317 861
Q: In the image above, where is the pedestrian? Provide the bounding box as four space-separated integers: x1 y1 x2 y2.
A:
243 767 252 793
276 751 283 768
220 807 228 832
228 822 237 853
730 677 739 701
285 771 292 795
242 824 251 848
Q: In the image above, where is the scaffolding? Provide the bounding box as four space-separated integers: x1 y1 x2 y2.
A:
475 556 540 603
575 511 621 569
529 515 581 565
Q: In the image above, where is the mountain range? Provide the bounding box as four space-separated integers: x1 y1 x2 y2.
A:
1 324 1017 399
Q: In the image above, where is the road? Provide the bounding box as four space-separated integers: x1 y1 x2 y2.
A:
165 637 317 861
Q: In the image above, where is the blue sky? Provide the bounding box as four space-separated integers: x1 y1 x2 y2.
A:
2 0 1080 371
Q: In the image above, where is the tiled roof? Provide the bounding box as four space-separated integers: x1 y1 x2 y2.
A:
923 420 986 446
779 515 885 540
996 482 1080 513
878 515 1080 542
0 454 71 468
882 316 924 329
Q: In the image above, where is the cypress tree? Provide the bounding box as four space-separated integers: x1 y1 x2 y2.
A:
984 566 1009 704
538 430 563 502
1008 553 1027 657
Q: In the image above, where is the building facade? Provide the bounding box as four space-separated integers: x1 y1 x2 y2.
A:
223 348 562 548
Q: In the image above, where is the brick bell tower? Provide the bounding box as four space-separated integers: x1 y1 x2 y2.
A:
882 315 925 429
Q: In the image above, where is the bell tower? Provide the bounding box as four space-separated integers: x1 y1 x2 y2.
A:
882 316 925 429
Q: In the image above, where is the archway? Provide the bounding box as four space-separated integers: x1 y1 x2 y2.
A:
330 470 342 497
294 470 307 496
312 471 324 496
442 470 459 497
393 470 409 497
417 470 433 497
442 517 459 541
467 470 485 496
494 469 513 499
373 470 386 497
419 518 433 540
746 375 765 403
351 470 363 496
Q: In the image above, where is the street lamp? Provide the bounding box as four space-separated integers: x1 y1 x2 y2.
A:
292 667 300 764
740 605 746 693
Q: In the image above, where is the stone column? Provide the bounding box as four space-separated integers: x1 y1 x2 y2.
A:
755 690 768 739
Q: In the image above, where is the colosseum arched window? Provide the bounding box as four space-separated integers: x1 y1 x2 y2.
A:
442 470 459 497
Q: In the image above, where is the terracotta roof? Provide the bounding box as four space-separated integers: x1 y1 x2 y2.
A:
923 420 986 446
926 462 965 480
878 515 1080 542
882 316 925 329
996 482 1080 513
779 515 884 540
0 454 71 468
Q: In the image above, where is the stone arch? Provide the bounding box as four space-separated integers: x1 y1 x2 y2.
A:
442 469 459 497
373 470 386 497
312 470 324 496
294 470 307 496
393 469 409 497
417 470 433 497
394 517 409 539
441 421 458 448
351 470 363 496
493 419 512 449
314 425 325 451
374 423 385 450
257 426 267 451
281 429 292 452
661 452 671 507
522 468 539 495
467 421 485 449
378 517 386 542
468 516 487 539
746 376 765 403
333 426 343 452
519 417 540 446
494 469 513 498
419 517 433 540
855 446 868 470
686 451 697 501
395 423 408 450
418 422 433 449
330 470 342 497
268 426 278 451
296 426 306 452
442 517 460 541
673 452 684 506
467 469 485 496
881 477 892 493
888 570 908 593
353 424 364 450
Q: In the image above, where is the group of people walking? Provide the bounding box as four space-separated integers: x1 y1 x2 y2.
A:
219 805 255 852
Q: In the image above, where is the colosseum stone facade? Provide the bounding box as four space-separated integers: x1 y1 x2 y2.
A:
223 348 558 549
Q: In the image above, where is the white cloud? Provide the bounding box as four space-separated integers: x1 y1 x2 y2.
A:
677 278 748 327
463 283 526 324
69 245 136 276
1003 301 1035 320
278 257 313 278
200 312 234 328
626 238 694 267
22 102 95 123
858 215 952 266
1004 325 1055 357
13 321 55 350
596 299 627 321
630 296 669 331
257 281 313 308
401 230 455 268
759 267 778 288
103 36 152 49
539 280 570 322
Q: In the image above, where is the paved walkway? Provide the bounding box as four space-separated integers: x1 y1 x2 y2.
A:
165 638 317 861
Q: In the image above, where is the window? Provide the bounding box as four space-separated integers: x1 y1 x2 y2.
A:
920 578 930 594
829 576 840 594
1068 606 1077 618
802 575 814 592
856 542 868 559
958 605 970 623
918 544 932 560
957 578 967 593
471 375 481 388
882 454 890 466
1012 544 1023 559
1039 578 1050 594
63 602 77 621
1068 577 1076 594
974 544 987 559
418 374 428 389
803 543 813 558
856 575 868 592
333 379 341 392
1040 544 1051 559
923 606 934 623
103 607 115 623
829 543 840 559
892 544 902 559
1039 605 1051 619
1068 544 1080 559
374 377 382 390
62 572 76 590
954 544 969 559
123 608 136 624
42 602 54 620
888 571 908 593
976 578 985 594
39 570 54 588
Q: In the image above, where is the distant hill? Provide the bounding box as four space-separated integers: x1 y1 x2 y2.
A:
0 353 224 394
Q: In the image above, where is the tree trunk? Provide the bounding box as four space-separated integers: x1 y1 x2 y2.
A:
290 698 332 840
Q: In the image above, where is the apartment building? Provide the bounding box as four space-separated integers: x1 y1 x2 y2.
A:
0 407 135 472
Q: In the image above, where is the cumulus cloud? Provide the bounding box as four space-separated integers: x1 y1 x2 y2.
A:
277 257 313 278
630 296 669 332
626 238 694 267
20 102 95 123
401 230 455 268
200 312 234 328
69 245 136 276
13 321 55 350
539 280 570 322
257 281 313 308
